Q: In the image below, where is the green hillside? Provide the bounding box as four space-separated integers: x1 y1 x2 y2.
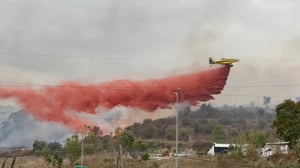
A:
126 104 276 151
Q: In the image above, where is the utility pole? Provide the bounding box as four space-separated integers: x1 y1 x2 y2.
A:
81 125 90 167
81 131 84 167
117 145 124 168
120 145 124 168
174 88 181 168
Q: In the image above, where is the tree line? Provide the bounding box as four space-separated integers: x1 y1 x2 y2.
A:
27 99 300 167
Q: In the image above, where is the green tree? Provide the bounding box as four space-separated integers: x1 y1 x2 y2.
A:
211 124 226 143
233 130 267 161
101 135 114 149
32 140 47 154
273 99 300 148
42 149 63 168
134 139 147 151
42 148 52 167
165 125 176 140
64 134 81 164
47 141 62 152
51 153 63 168
247 130 267 148
84 133 103 154
234 130 267 148
143 125 156 139
116 130 135 151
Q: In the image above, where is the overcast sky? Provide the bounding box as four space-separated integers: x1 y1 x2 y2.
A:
0 1 300 146
0 0 299 106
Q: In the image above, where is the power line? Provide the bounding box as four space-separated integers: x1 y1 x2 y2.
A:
226 84 300 88
220 94 298 99
0 52 194 61
1 51 300 62
242 59 300 62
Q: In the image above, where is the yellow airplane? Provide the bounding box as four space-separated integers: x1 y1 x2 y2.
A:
209 57 239 66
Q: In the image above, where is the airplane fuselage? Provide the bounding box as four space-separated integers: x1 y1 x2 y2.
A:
209 57 239 66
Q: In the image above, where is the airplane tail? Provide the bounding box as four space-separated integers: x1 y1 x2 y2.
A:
209 57 214 64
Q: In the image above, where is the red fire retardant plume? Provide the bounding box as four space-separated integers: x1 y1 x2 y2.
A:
0 66 231 130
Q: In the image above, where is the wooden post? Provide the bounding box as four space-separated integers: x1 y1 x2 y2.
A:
120 145 124 168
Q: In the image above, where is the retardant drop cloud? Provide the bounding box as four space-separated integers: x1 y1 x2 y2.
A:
0 66 230 131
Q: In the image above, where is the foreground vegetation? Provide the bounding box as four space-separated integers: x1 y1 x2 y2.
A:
1 150 299 168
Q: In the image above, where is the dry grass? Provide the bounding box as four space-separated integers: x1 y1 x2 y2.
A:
1 156 45 168
1 152 299 168
0 153 251 168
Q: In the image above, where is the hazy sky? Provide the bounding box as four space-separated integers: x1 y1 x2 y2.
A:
0 0 300 147
0 0 299 106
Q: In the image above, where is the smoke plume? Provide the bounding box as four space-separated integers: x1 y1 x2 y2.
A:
0 110 72 148
0 66 230 130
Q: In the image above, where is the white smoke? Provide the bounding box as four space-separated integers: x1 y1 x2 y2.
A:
0 107 73 148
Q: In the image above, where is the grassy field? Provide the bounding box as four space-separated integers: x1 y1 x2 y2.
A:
0 153 256 168
1 152 299 168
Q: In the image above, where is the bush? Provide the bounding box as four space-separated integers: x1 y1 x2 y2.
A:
292 141 300 159
141 153 150 161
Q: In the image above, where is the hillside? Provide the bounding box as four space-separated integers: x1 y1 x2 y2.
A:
2 103 298 168
126 104 276 150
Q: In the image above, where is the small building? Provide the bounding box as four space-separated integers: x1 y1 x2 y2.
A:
207 143 247 156
207 143 231 155
208 141 289 158
261 141 289 158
